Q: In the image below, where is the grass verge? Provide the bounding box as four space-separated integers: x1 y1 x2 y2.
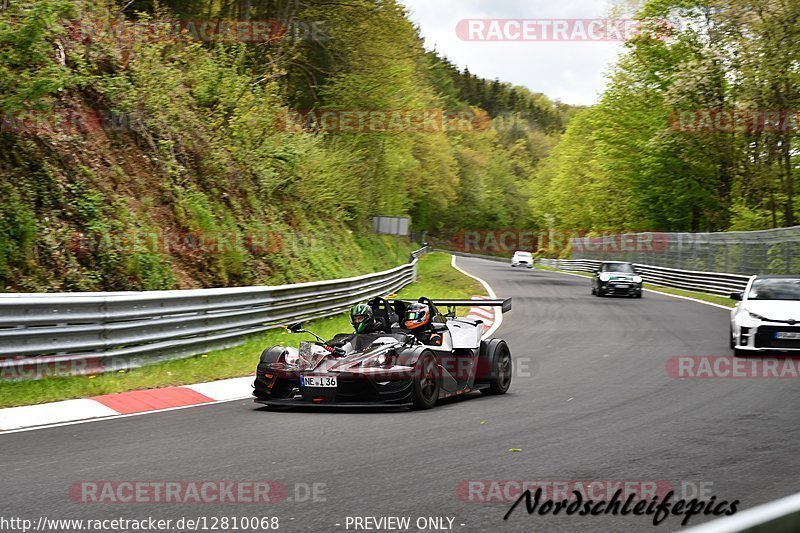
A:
0 253 484 409
534 264 734 308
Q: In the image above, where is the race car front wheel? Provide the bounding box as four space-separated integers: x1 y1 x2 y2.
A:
481 340 512 395
412 352 440 410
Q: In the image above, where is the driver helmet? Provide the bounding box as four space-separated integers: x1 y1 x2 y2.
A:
404 303 431 331
350 303 376 334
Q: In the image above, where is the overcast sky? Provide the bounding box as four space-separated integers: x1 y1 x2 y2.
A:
398 0 628 106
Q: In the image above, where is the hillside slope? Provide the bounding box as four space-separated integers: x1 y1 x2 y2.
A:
0 0 573 291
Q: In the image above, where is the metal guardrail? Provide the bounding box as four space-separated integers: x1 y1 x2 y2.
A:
410 246 429 261
538 258 751 296
569 227 800 276
0 247 430 380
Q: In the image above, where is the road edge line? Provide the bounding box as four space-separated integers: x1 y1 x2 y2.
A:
0 396 252 435
450 255 503 338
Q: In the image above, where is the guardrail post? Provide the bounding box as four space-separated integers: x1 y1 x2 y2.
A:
724 241 729 273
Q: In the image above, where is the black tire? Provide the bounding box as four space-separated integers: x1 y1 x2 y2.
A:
411 352 440 410
596 288 604 297
481 340 512 395
591 285 596 295
255 346 297 400
729 326 736 349
635 291 643 298
254 373 296 400
733 349 747 357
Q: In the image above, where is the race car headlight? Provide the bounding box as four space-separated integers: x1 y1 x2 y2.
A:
599 273 611 282
363 351 397 369
745 310 768 321
633 276 643 283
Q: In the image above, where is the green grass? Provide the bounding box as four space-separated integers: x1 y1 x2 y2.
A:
0 253 482 409
396 252 486 317
535 264 735 308
397 253 483 300
640 284 735 308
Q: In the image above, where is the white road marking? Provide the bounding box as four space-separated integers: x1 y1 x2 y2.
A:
0 399 119 431
0 397 251 434
451 255 503 339
183 376 255 401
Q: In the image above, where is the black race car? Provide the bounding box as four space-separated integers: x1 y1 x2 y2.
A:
253 297 512 410
591 261 643 298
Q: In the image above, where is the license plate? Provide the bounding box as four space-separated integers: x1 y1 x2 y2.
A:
301 376 337 388
612 284 629 288
775 332 800 340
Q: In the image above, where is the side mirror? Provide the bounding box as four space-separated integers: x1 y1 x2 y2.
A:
287 322 305 333
593 270 599 275
730 292 743 301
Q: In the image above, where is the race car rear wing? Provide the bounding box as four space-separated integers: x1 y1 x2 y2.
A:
393 298 512 314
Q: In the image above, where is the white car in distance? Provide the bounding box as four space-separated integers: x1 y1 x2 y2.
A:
511 251 534 268
730 275 800 356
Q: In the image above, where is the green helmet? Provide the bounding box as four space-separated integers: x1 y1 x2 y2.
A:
350 303 375 334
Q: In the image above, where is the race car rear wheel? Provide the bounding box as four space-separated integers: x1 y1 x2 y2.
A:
412 352 440 410
481 340 512 395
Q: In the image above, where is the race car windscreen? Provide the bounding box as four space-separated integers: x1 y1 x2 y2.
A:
602 263 635 273
351 333 411 351
748 279 800 300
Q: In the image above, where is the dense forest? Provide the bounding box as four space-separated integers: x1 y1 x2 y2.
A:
532 0 800 233
0 0 572 291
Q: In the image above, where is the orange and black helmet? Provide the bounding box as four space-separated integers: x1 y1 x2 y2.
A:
404 302 431 331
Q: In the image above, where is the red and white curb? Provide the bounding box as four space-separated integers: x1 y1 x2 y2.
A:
465 295 496 332
451 255 504 339
0 376 253 433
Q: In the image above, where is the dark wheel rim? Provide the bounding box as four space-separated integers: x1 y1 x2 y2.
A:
419 357 437 401
497 347 511 388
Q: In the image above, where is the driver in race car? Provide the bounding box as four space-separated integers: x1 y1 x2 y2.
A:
403 302 443 346
350 303 384 334
325 303 387 355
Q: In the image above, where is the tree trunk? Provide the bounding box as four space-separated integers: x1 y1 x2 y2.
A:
782 134 794 226
239 0 251 20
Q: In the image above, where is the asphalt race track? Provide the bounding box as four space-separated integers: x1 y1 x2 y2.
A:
2 256 800 532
